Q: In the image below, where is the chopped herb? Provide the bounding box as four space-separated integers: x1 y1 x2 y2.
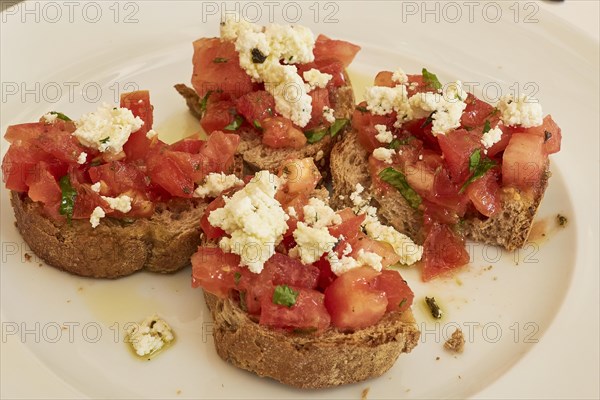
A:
48 111 72 121
99 137 110 144
379 168 422 209
544 130 552 142
460 149 496 193
422 68 442 91
59 175 77 225
482 120 491 134
272 285 299 308
329 118 348 137
89 159 102 167
421 111 435 129
182 186 192 195
489 107 500 117
304 127 328 144
253 120 262 130
213 57 228 63
389 136 414 150
224 115 244 131
199 90 213 115
425 296 442 319
399 298 407 309
251 48 267 64
288 55 294 62
556 214 568 227
234 272 242 286
355 105 368 113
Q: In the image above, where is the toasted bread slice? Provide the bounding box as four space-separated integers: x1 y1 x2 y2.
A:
203 291 420 389
175 71 355 175
330 128 549 250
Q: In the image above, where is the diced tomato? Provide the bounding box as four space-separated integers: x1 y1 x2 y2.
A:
404 160 435 198
406 75 428 96
261 117 307 149
429 168 468 216
354 101 397 153
522 115 561 154
466 170 501 217
4 122 46 144
191 247 242 298
259 287 331 331
486 125 512 157
146 148 195 198
235 91 275 124
25 162 61 207
328 208 366 242
200 131 240 175
422 201 459 226
2 143 58 192
169 137 206 153
71 182 108 220
200 195 227 239
314 256 337 291
200 100 238 134
349 232 400 269
88 161 148 196
502 133 548 192
376 270 414 313
460 93 495 129
374 71 395 87
120 91 154 161
422 223 469 281
313 34 360 68
27 123 85 165
297 58 347 88
400 118 440 152
277 158 321 197
191 38 255 100
437 129 483 184
324 267 387 330
304 88 332 130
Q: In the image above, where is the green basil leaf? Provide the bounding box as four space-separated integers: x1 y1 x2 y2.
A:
272 285 299 308
251 48 267 64
49 111 72 121
224 115 244 131
99 137 110 144
379 167 422 209
460 154 496 193
329 118 348 137
234 272 241 286
422 68 442 91
59 175 77 225
304 127 328 144
388 136 414 150
253 120 262 130
199 90 213 116
421 111 435 129
469 148 481 172
213 57 228 63
482 120 491 134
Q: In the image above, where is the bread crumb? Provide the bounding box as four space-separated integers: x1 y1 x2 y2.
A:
66 300 71 303
24 253 32 262
38 263 43 267
556 214 568 227
436 356 440 360
444 328 465 353
361 387 370 400
484 265 493 271
77 287 84 292
176 389 182 395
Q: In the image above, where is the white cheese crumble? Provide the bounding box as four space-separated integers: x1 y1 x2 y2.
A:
101 194 133 213
291 222 337 265
302 198 342 229
42 112 58 123
392 67 408 84
73 103 144 155
146 129 158 139
89 206 105 228
497 94 543 128
194 173 243 199
322 106 336 124
363 220 423 266
303 68 333 91
409 81 467 136
90 182 101 193
374 124 394 143
328 248 383 276
287 206 298 218
372 147 395 164
208 171 288 273
364 85 412 122
125 315 174 357
481 125 503 150
77 152 87 165
220 16 315 127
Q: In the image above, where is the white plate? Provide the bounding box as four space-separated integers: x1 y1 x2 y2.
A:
1 1 598 399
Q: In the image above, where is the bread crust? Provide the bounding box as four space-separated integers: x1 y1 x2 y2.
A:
10 191 208 278
330 128 549 249
203 291 420 389
175 71 355 176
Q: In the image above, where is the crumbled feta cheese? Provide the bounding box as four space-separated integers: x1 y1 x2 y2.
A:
497 94 543 128
303 68 332 91
73 103 144 155
363 220 423 265
374 124 393 144
356 249 383 271
77 152 87 165
481 125 504 149
42 112 58 123
364 85 412 122
287 206 298 218
372 147 395 164
125 315 174 357
392 67 408 84
220 16 315 127
209 171 288 273
146 129 158 139
418 154 424 161
409 82 419 91
194 173 243 199
350 183 366 209
90 182 101 193
302 198 342 228
89 206 105 228
322 106 336 124
101 194 132 213
408 81 467 136
292 222 337 265
328 251 358 276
